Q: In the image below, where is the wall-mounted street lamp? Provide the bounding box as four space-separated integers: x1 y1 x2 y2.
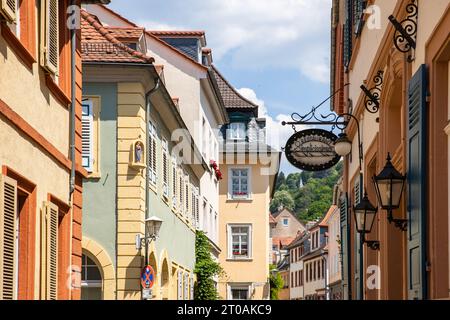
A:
136 216 164 263
373 153 407 231
353 191 380 301
334 133 352 158
353 192 380 251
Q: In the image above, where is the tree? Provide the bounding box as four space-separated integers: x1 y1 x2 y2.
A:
269 265 284 300
194 231 224 300
270 190 295 213
276 171 286 189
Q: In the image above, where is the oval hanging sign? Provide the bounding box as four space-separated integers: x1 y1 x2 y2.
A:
285 129 340 172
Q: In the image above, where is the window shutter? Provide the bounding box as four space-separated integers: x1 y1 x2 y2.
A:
407 64 428 300
148 123 157 185
40 0 59 74
185 178 190 219
343 0 353 69
184 273 188 300
162 139 169 198
172 158 177 209
354 0 366 36
41 202 58 300
179 171 184 214
0 175 17 300
0 0 17 23
339 193 350 300
81 101 94 173
177 270 183 300
190 276 194 300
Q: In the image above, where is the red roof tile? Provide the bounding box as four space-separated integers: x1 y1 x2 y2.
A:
149 30 205 37
273 237 296 248
211 65 259 111
107 26 145 40
81 10 154 64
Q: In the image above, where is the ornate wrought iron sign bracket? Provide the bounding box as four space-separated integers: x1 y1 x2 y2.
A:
388 0 418 62
360 70 384 114
282 83 364 171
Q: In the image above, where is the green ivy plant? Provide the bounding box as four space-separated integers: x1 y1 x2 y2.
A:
194 231 224 300
269 265 284 300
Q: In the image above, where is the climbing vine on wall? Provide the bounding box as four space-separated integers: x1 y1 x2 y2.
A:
194 231 224 300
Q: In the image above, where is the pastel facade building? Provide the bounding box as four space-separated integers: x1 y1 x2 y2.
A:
331 0 450 300
0 0 107 300
83 4 229 267
80 10 201 300
214 67 280 300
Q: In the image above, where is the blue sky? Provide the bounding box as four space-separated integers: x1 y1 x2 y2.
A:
108 0 332 174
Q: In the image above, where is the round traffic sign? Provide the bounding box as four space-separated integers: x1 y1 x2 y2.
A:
141 265 155 289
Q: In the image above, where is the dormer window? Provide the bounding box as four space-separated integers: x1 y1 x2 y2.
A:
125 42 138 50
228 123 246 140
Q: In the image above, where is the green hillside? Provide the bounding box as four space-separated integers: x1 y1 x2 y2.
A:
271 162 343 222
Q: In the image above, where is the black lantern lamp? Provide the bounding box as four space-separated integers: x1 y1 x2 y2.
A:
373 153 407 231
353 192 380 250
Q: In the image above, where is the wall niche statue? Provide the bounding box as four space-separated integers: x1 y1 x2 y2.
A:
130 139 146 169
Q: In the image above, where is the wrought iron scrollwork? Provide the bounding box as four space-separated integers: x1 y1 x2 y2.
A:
282 83 364 170
360 70 384 114
388 0 418 62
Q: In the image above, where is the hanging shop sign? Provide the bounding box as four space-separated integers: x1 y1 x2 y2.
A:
141 265 156 289
285 129 340 172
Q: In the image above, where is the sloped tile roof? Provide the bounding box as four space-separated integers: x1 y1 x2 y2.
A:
211 65 259 110
106 26 145 40
81 10 154 64
149 30 205 37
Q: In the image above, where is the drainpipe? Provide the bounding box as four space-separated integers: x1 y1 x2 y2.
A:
69 1 77 202
144 77 160 267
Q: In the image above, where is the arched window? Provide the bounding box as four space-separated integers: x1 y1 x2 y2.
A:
81 253 102 300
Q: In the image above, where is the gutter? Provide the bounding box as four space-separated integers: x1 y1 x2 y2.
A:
69 2 77 202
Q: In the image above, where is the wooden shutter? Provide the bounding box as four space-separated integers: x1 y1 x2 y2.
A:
148 123 157 185
190 276 194 300
0 175 17 300
353 173 363 299
343 0 353 69
40 0 59 74
0 0 17 22
162 139 169 198
177 270 183 300
407 64 428 300
172 158 177 209
340 193 351 300
195 190 200 229
81 101 94 173
354 0 366 36
184 273 188 300
41 202 58 300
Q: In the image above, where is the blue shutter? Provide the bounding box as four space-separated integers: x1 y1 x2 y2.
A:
340 193 351 300
407 64 428 300
343 0 353 69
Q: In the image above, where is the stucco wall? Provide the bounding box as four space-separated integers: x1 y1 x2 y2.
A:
82 82 118 269
218 161 271 300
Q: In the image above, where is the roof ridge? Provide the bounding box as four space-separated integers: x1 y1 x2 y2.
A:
93 5 208 71
81 10 154 64
211 65 259 109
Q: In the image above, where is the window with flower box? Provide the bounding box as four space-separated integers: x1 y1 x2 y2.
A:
229 168 251 200
227 225 252 260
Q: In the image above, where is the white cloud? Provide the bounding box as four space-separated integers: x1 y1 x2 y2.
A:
116 0 332 84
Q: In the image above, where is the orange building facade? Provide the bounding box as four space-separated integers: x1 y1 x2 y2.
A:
331 0 450 300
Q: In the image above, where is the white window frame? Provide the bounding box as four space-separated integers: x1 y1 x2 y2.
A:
81 100 94 173
283 218 289 226
227 224 252 260
227 284 252 300
228 167 252 200
227 122 246 141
